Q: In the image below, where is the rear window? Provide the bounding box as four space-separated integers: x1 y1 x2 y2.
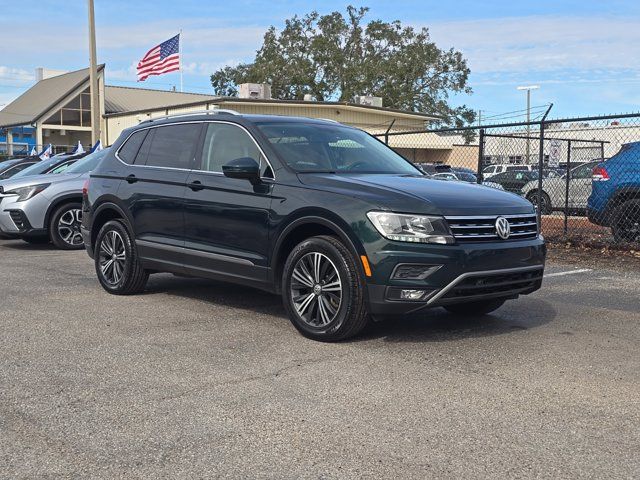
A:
118 130 147 164
506 165 528 171
143 124 201 169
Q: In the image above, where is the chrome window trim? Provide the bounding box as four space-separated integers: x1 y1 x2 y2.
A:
427 265 544 305
114 120 276 180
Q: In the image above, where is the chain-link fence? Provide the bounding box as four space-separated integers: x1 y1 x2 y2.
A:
379 113 640 247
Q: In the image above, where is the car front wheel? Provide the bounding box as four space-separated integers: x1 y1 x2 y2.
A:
282 235 369 341
94 220 149 295
50 202 85 250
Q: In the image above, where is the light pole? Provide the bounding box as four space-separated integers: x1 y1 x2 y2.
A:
517 85 539 163
87 0 101 144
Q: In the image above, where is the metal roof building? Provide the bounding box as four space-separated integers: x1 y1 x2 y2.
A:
0 66 438 153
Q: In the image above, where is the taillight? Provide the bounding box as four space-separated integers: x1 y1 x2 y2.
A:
82 179 90 195
592 166 610 182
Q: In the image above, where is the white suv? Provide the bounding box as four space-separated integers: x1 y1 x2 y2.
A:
483 164 534 179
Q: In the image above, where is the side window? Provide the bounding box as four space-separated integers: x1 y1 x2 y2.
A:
572 164 591 179
144 124 201 169
118 130 147 164
49 160 75 174
201 123 272 177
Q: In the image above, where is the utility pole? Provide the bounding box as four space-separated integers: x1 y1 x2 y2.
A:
88 0 101 144
517 85 539 164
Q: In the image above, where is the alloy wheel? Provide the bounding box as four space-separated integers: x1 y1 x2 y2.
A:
290 252 343 327
57 208 84 246
98 230 126 285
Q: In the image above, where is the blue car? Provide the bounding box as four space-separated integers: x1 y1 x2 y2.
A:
587 141 640 242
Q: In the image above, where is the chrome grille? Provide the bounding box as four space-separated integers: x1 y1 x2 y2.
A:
446 214 538 242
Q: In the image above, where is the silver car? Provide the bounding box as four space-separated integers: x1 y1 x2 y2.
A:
520 161 599 214
0 149 108 249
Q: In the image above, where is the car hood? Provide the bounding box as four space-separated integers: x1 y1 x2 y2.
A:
0 172 85 192
297 173 535 216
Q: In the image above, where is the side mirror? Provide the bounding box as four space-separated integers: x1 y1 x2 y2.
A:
222 157 261 185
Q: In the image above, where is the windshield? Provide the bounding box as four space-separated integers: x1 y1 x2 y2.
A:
11 156 65 178
65 148 109 174
256 122 421 175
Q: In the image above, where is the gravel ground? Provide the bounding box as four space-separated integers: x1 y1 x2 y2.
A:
0 239 638 479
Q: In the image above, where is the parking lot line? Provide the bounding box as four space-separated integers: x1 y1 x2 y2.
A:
544 268 592 278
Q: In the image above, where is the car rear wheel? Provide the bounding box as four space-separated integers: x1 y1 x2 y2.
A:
611 199 640 243
444 299 506 316
50 202 84 250
282 235 369 341
95 219 149 295
527 191 552 215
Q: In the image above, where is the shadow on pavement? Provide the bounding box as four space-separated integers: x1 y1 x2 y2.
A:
143 274 556 343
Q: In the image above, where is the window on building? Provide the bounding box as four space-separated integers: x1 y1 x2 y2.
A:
43 88 93 127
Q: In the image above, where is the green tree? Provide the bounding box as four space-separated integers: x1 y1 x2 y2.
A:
210 6 475 127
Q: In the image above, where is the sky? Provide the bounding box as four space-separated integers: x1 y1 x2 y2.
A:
1 0 639 122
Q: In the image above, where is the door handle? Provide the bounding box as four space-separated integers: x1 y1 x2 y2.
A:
126 174 138 184
188 180 204 191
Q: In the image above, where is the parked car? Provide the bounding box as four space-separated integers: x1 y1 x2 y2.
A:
0 148 109 247
588 142 640 242
82 113 545 342
0 156 41 180
483 164 535 179
488 170 539 194
8 151 88 179
521 161 601 214
414 163 452 175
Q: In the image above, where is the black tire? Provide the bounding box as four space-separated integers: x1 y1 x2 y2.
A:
611 199 640 243
282 235 369 342
527 191 552 215
22 236 50 245
94 219 149 295
444 298 506 316
50 202 84 250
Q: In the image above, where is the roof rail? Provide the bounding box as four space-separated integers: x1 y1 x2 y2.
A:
139 108 240 124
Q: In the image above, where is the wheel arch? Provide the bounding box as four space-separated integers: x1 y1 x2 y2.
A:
44 194 83 233
90 202 134 249
270 212 367 293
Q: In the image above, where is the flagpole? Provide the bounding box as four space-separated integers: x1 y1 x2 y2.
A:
179 29 183 92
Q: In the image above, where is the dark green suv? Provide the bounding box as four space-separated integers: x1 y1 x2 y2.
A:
82 112 545 341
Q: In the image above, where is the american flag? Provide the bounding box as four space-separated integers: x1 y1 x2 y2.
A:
137 34 180 82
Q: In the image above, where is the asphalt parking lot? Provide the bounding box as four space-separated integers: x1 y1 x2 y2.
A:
0 239 638 479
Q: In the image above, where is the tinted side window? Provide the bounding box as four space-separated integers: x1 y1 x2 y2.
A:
201 123 272 177
118 130 147 164
572 164 592 179
144 124 201 169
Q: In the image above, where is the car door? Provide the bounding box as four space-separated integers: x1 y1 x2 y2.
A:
182 121 274 284
568 163 595 209
116 122 203 268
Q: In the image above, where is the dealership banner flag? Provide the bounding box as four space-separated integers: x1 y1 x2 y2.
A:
90 140 103 152
73 141 85 154
29 146 37 156
137 34 181 82
38 144 52 160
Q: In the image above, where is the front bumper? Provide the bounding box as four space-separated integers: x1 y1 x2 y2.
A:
365 237 546 316
0 194 49 238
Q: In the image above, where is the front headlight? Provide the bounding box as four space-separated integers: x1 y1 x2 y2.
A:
366 211 454 245
4 183 50 202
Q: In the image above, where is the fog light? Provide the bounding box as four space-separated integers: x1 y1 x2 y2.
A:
400 289 426 300
392 264 442 280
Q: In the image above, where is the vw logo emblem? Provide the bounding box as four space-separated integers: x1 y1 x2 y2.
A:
495 216 511 240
